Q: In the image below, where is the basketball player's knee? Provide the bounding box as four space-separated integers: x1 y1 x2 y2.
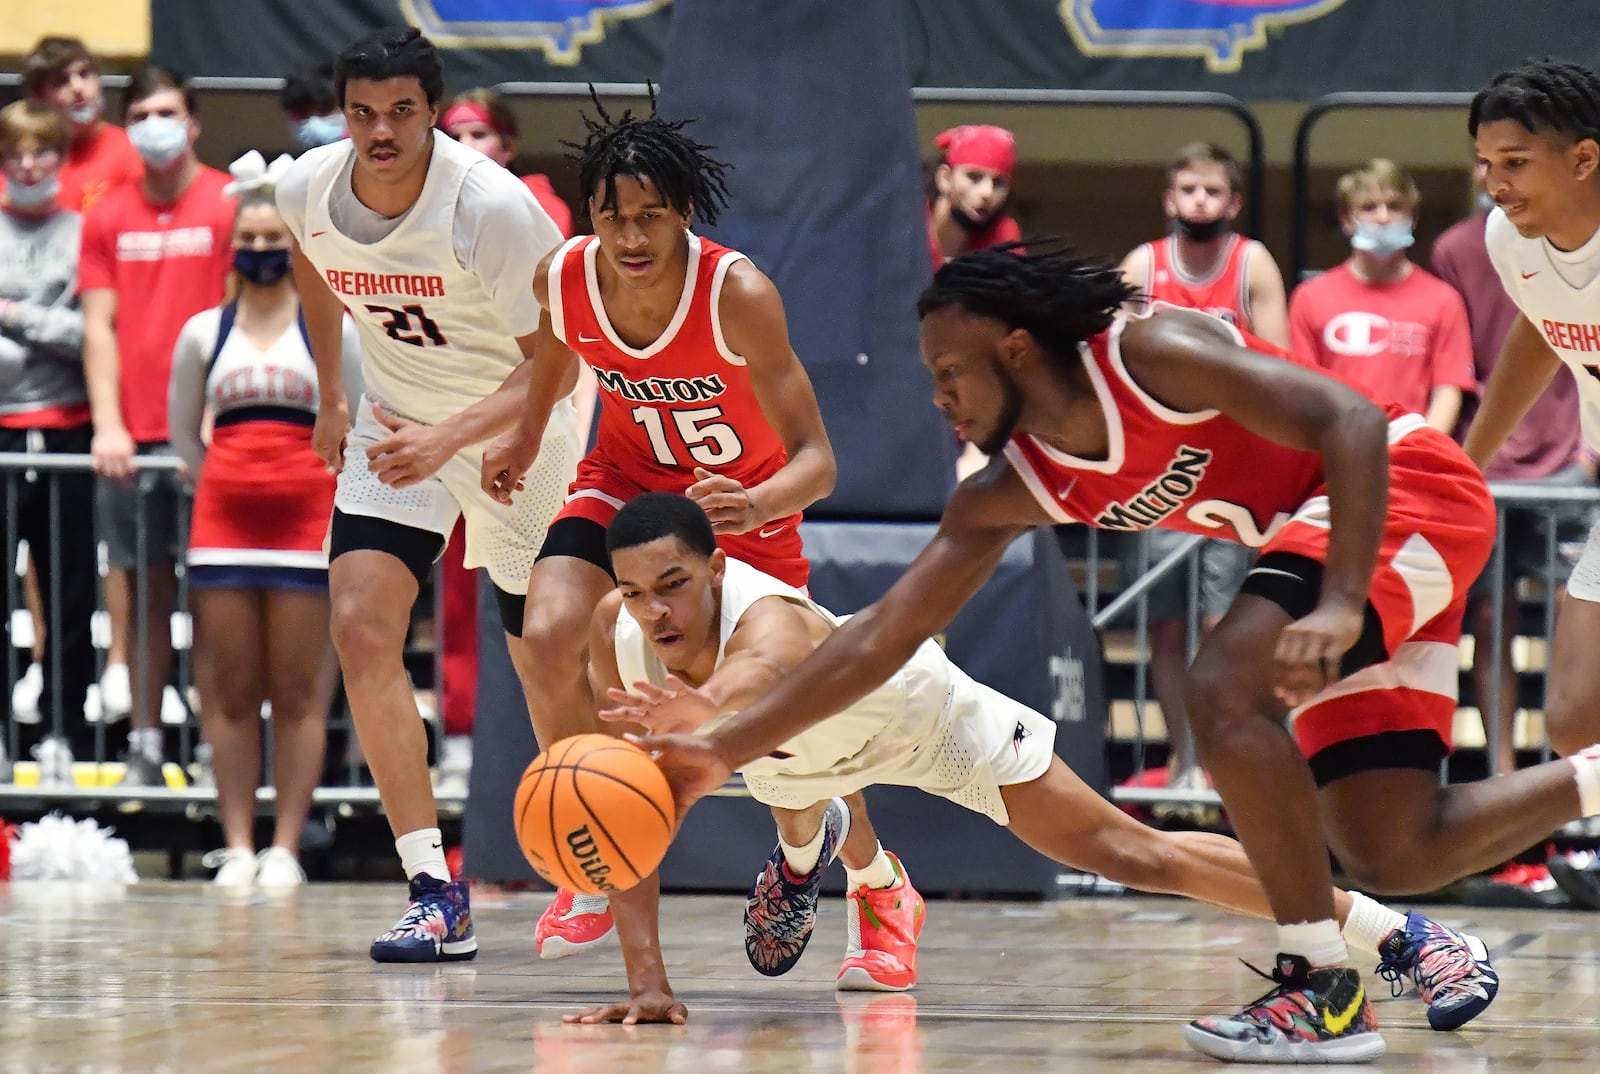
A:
328 594 398 668
1183 653 1245 738
519 601 589 667
1335 843 1429 895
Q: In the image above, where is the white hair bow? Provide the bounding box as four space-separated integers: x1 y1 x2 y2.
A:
223 150 295 197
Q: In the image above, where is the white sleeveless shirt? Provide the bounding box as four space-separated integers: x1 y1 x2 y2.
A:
613 558 930 781
277 131 565 427
1486 206 1600 450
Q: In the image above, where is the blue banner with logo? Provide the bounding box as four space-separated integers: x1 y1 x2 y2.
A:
152 0 1599 98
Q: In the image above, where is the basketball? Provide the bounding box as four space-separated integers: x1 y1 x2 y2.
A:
512 733 677 896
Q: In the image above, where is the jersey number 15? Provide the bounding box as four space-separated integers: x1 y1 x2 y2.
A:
632 405 745 467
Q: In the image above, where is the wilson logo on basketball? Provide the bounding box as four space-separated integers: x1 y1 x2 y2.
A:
564 825 621 894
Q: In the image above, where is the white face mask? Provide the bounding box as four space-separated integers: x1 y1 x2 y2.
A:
5 173 60 211
128 114 190 169
67 99 102 127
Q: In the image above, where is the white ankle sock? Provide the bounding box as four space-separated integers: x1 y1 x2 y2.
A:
1277 919 1349 968
780 822 828 876
845 845 898 890
395 827 451 883
568 892 610 915
129 727 163 762
1340 892 1407 955
1570 750 1600 818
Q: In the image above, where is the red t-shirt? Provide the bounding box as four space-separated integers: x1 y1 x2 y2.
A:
0 123 141 213
78 167 234 443
926 202 1022 270
1431 214 1582 479
1288 263 1476 419
521 174 572 239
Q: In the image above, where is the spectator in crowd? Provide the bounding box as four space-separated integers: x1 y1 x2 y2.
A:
0 101 94 782
279 61 347 154
168 157 362 886
80 67 235 786
439 88 572 236
19 35 141 213
927 124 1020 269
1290 158 1476 434
1116 142 1290 816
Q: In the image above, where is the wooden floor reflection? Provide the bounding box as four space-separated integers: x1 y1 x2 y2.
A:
1 883 1597 1072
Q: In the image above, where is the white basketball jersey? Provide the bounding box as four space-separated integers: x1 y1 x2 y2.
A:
290 132 549 427
1486 207 1600 450
613 558 926 780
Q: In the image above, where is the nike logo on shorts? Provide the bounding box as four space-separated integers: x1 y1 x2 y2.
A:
758 525 788 539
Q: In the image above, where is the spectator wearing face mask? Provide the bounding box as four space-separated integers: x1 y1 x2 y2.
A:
279 61 347 155
16 35 141 213
927 124 1020 268
79 66 235 786
1289 158 1475 434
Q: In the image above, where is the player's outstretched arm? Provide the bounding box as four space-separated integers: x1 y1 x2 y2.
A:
711 261 837 532
1462 312 1563 469
1120 310 1389 706
653 463 1044 788
291 241 354 471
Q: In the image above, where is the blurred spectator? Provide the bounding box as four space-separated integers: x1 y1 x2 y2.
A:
436 87 581 793
0 101 94 778
439 88 572 237
80 67 235 786
1434 188 1587 782
279 61 347 154
18 36 141 212
1289 158 1475 434
927 124 1020 269
169 161 361 886
1115 141 1287 816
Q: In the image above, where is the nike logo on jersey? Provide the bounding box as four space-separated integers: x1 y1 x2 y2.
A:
1522 271 1540 279
758 525 788 539
578 333 603 343
311 230 328 238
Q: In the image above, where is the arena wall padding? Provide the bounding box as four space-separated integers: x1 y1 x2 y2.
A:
654 0 957 520
462 523 1108 898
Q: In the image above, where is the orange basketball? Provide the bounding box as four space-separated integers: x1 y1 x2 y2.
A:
513 733 677 896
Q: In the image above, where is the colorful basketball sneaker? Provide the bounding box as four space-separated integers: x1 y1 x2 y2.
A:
744 797 850 976
837 852 924 991
369 875 477 963
1375 910 1498 1031
1183 954 1385 1064
535 890 616 959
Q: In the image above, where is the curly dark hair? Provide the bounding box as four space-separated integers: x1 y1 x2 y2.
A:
565 85 732 225
1470 58 1600 143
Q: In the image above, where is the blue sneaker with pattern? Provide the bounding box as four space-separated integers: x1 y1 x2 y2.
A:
1375 910 1498 1031
370 875 478 963
744 797 850 976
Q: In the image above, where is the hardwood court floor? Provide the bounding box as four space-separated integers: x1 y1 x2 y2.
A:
1 882 1597 1072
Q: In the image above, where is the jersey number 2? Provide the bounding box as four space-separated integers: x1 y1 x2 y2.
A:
632 406 744 467
365 304 448 348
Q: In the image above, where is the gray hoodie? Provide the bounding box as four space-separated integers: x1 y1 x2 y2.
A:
0 207 86 421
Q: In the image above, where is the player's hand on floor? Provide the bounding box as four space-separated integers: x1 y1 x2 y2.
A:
311 396 350 473
1273 601 1364 708
480 429 538 505
563 991 688 1026
366 401 455 488
687 467 761 534
629 732 734 828
600 676 717 735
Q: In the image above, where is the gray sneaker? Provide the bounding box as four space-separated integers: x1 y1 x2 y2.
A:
0 738 12 783
31 736 75 787
119 753 165 788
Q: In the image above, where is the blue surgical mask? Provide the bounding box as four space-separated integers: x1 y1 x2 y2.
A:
232 247 292 287
5 173 59 211
67 100 102 127
1476 190 1496 215
1350 220 1415 259
292 113 347 152
127 115 190 169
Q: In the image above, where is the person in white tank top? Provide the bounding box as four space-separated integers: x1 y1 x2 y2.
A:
272 28 580 966
1465 59 1600 914
572 493 1480 1029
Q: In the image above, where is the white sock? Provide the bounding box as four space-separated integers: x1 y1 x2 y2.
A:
1340 892 1408 956
568 892 610 915
395 827 451 883
780 822 829 877
1570 750 1600 818
845 845 898 890
1277 919 1349 968
129 727 163 762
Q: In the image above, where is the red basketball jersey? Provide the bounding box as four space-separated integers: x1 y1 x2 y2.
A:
549 232 789 491
1142 234 1258 333
1002 315 1415 548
